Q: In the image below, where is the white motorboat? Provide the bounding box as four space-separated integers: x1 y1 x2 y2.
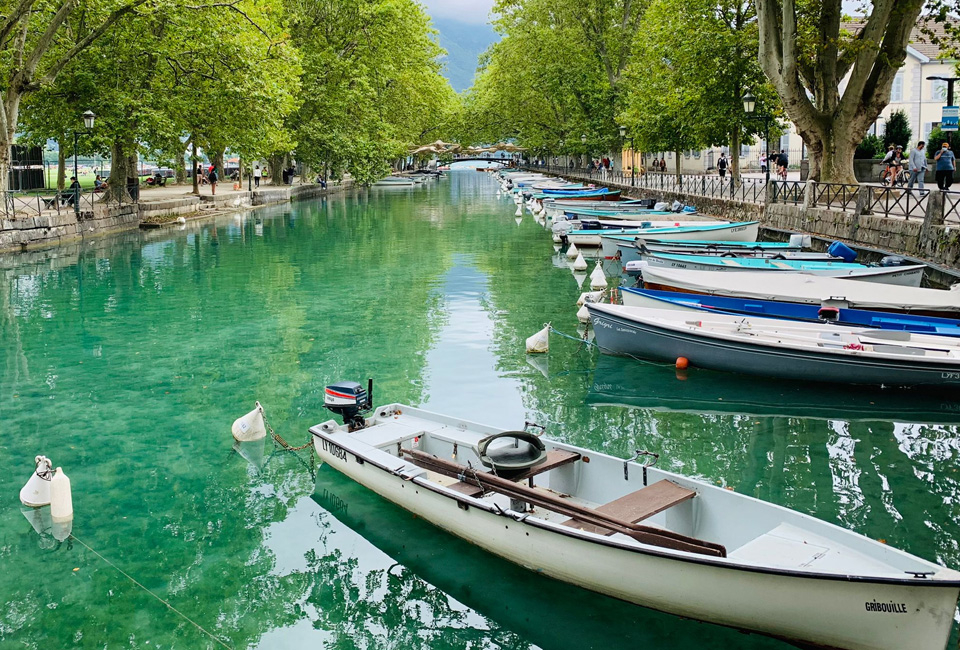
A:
374 176 419 186
311 381 960 650
570 221 759 248
640 267 960 317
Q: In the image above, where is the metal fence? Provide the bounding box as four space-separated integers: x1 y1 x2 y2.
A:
865 187 929 221
811 183 860 212
2 183 140 219
770 181 804 205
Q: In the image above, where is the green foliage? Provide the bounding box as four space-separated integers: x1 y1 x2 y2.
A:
882 110 912 151
288 0 458 183
856 134 884 159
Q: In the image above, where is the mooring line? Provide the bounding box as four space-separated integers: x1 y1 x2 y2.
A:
69 533 233 649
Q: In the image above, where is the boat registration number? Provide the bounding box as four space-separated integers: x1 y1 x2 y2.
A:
941 372 960 380
321 439 347 461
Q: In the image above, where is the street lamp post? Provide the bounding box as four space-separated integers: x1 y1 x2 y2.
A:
72 110 95 217
558 139 565 170
742 93 769 183
581 134 587 171
619 125 635 187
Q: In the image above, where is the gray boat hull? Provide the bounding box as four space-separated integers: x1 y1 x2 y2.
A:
587 305 960 389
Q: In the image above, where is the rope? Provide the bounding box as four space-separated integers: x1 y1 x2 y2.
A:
69 534 233 649
547 325 673 368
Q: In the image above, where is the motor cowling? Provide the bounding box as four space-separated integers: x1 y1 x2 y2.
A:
324 380 372 430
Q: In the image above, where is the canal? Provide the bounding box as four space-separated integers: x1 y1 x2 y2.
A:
1 170 958 648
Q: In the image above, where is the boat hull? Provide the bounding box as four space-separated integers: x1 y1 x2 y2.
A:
588 303 960 389
575 222 758 249
313 431 959 650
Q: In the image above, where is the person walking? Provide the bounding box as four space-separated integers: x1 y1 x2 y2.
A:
717 153 728 179
253 164 261 188
760 153 767 174
908 141 927 190
935 142 955 190
659 157 666 172
208 165 219 195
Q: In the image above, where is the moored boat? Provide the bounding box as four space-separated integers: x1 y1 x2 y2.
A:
620 287 960 337
571 221 757 248
587 302 960 388
311 383 960 650
642 252 925 286
639 267 960 316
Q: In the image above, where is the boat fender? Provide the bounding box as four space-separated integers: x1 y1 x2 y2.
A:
526 324 550 354
50 467 73 523
572 253 588 272
676 357 689 370
20 455 54 507
566 242 580 259
577 290 604 306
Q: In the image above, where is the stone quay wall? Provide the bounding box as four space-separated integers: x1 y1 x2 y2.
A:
0 180 353 254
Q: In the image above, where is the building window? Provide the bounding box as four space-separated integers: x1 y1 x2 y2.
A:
891 72 903 102
932 79 947 101
694 150 701 159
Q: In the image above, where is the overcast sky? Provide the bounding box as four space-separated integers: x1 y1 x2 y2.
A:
420 0 495 24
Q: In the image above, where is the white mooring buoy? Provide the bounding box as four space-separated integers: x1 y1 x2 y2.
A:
526 324 550 354
577 290 604 307
566 242 580 260
577 304 591 323
572 252 588 271
233 402 267 442
50 467 73 523
590 261 608 290
515 205 523 216
20 455 54 507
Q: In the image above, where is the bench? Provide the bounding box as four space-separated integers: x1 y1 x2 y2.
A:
432 449 581 498
562 480 696 536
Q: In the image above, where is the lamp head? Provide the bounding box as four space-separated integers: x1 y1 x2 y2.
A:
619 125 627 138
581 134 587 144
82 110 95 129
742 92 756 114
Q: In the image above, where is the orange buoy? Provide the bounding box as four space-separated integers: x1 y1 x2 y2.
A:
675 356 689 370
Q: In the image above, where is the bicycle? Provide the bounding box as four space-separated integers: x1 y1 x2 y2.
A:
776 165 788 181
878 165 908 187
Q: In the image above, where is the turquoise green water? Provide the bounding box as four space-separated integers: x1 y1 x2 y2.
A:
1 172 958 649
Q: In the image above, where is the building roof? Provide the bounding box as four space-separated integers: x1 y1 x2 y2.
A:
841 19 955 61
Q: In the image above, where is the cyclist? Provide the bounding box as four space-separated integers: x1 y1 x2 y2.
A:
881 145 905 185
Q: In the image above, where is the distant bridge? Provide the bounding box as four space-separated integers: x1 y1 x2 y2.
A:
448 158 509 165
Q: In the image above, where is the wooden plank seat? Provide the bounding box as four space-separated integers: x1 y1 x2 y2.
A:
401 448 725 558
506 449 581 482
562 480 696 536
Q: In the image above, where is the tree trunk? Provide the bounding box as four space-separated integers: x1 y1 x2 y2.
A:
57 142 66 191
175 149 186 184
105 137 138 203
800 125 859 184
674 150 681 180
191 141 199 195
730 132 741 181
269 154 284 184
212 149 224 176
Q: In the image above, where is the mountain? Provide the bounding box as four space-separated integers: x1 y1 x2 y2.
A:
432 17 499 93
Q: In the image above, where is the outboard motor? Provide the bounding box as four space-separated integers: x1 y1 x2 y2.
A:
323 379 373 431
879 255 908 267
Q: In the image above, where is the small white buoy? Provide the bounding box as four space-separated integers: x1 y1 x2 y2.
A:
50 467 73 523
566 242 580 259
515 216 523 226
20 455 53 507
590 261 608 290
526 324 550 353
177 216 186 225
572 253 588 271
577 304 591 323
515 205 523 216
232 402 267 442
577 290 604 306
552 234 561 243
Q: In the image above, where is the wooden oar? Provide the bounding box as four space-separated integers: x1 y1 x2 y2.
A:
401 448 725 558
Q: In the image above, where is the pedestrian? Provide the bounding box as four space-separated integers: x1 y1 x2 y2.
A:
252 164 261 188
659 157 666 172
908 141 927 190
208 165 218 195
717 153 728 179
935 142 956 190
760 153 767 174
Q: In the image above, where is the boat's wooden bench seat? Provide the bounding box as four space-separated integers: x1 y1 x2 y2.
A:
434 449 580 497
563 480 696 536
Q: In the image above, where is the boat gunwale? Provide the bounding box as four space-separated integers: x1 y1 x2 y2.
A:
309 422 960 588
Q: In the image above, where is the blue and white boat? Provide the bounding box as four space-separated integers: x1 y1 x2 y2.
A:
610 237 793 263
621 287 960 338
643 252 925 286
570 221 758 248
